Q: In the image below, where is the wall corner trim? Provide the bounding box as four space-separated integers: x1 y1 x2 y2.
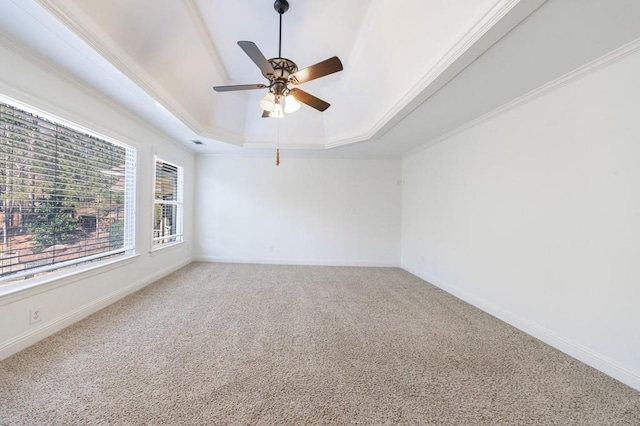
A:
0 258 194 362
401 265 640 392
403 36 640 159
194 256 401 268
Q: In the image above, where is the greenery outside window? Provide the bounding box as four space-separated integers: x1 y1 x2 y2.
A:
153 157 183 248
0 98 136 284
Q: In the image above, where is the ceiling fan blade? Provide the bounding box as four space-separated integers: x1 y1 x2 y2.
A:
238 41 275 78
289 56 343 85
262 110 270 118
290 88 330 111
213 83 267 92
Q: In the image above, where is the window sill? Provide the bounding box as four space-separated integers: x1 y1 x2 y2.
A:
0 253 140 306
149 240 184 256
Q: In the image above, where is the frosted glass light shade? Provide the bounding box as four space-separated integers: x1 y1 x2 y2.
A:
259 92 276 112
284 94 301 113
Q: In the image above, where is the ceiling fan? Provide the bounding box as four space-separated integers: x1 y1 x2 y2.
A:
213 0 343 118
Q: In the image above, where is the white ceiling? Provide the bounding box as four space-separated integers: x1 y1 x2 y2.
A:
1 0 640 157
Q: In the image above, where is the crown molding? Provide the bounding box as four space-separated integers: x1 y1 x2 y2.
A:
34 0 535 152
182 0 231 83
0 33 191 155
36 0 262 149
243 142 325 150
35 0 206 136
197 126 245 146
197 152 400 160
29 0 549 154
323 0 545 151
243 131 327 146
364 0 546 143
403 36 640 159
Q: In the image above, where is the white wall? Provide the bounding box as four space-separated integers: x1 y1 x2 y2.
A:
3 9 638 395
0 38 195 359
401 43 640 390
195 155 401 266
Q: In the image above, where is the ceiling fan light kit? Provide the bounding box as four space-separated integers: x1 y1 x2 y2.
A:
259 92 276 111
284 93 300 113
269 98 284 118
213 0 343 118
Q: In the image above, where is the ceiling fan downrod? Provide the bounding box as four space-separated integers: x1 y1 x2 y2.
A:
274 0 289 58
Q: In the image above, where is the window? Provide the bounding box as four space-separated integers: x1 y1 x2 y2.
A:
153 157 183 248
0 98 136 284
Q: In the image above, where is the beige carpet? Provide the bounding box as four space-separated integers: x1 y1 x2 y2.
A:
0 262 638 425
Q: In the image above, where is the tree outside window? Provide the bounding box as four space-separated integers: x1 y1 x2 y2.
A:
153 158 183 247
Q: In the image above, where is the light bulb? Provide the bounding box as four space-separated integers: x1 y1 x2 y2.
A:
269 102 284 118
259 92 276 112
284 93 301 113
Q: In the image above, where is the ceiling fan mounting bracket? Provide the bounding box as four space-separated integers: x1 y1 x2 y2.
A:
274 0 289 15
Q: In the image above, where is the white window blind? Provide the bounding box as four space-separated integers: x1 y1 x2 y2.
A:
0 99 136 283
153 158 183 247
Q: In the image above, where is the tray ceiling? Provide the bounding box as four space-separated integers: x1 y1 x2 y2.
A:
32 0 513 149
2 0 640 156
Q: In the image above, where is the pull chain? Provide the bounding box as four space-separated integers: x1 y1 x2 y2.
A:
276 122 281 166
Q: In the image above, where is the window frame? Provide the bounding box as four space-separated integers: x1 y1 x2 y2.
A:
151 155 183 250
0 95 137 290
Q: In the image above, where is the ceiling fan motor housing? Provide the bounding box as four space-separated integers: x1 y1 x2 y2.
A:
265 58 297 96
264 58 298 81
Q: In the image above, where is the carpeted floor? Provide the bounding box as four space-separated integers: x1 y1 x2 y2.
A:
0 262 638 425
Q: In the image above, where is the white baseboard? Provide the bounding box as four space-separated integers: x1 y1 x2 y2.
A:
0 258 193 362
194 255 401 268
402 264 640 392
